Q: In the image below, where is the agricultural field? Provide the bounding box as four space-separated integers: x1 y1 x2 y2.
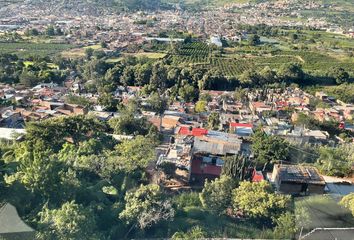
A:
165 29 354 78
61 44 103 59
0 42 73 58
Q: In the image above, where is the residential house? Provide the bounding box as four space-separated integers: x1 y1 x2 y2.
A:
229 122 254 137
249 101 272 114
271 164 325 195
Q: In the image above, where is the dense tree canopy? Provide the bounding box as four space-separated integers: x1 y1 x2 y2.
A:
251 129 289 169
232 181 290 220
119 184 175 229
37 201 100 240
199 175 237 214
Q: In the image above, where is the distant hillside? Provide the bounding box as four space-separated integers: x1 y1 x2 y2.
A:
2 0 354 15
25 0 166 11
6 0 354 10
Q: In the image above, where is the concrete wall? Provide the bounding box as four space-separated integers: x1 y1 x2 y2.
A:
279 182 302 194
279 181 324 195
307 184 325 194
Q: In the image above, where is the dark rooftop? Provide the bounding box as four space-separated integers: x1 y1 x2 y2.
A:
275 165 325 185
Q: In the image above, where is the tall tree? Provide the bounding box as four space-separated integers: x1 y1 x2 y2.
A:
37 201 99 240
328 67 350 85
208 112 220 130
232 181 290 219
148 93 168 131
199 175 237 214
114 136 156 172
119 184 174 232
222 154 246 180
251 130 289 170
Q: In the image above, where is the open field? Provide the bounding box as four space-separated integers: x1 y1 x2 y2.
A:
125 52 167 59
23 61 59 69
0 42 73 58
61 48 87 59
60 44 103 59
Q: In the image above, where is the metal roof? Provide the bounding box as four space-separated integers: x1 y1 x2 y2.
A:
276 165 325 185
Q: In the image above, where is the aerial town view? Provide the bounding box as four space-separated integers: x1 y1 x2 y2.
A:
0 0 354 239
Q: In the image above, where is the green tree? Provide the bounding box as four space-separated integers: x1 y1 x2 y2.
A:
25 28 39 36
172 226 206 240
260 66 277 84
150 63 167 91
208 112 220 130
101 42 108 48
328 67 350 85
232 181 290 219
45 25 55 36
178 83 197 102
273 212 297 239
7 140 80 200
316 145 354 177
248 34 261 46
340 193 354 216
234 87 248 103
121 66 135 86
119 184 175 230
222 154 246 180
199 175 237 214
148 93 168 131
98 93 119 111
278 63 304 83
293 112 318 129
85 48 94 60
134 63 152 87
93 50 106 59
199 93 212 102
25 115 107 151
251 130 289 169
114 136 156 172
19 70 38 87
195 100 207 113
37 201 99 240
109 114 153 136
104 64 123 87
158 162 176 178
239 69 261 86
65 95 93 109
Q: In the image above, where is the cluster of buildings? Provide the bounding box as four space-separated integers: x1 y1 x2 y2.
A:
151 87 353 191
0 0 339 50
0 83 88 128
1 80 353 192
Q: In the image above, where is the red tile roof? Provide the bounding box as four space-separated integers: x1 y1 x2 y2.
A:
178 127 208 136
